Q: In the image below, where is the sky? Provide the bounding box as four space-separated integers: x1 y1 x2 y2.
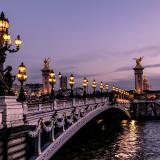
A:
1 0 160 90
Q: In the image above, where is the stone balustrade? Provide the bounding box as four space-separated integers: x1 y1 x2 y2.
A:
24 98 104 114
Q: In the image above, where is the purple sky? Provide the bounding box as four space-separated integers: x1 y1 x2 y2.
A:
1 0 160 90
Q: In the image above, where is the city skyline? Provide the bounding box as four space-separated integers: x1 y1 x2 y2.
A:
1 1 160 89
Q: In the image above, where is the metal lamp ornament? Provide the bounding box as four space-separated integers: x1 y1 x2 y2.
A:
17 62 27 102
49 70 56 100
69 73 75 98
92 79 97 96
105 83 109 92
0 12 22 96
83 77 88 97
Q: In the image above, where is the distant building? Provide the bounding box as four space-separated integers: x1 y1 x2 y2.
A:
41 58 51 94
12 84 20 96
60 76 67 90
143 75 150 91
25 83 43 96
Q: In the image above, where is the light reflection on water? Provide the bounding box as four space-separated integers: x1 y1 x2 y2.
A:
113 120 140 160
53 120 160 160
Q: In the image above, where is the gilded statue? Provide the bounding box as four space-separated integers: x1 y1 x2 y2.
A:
134 56 143 66
43 58 50 69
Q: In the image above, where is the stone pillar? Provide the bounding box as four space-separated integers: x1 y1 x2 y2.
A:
41 59 51 94
133 63 144 94
0 96 24 128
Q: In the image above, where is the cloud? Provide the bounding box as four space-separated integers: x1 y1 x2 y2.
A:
115 63 160 72
122 45 160 57
114 66 132 72
58 49 107 66
108 78 134 90
145 64 160 68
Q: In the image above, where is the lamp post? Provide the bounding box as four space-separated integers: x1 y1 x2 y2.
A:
110 85 116 105
17 62 27 102
49 70 56 100
58 72 62 89
0 12 22 95
58 72 62 98
100 81 103 96
86 79 89 95
105 83 109 98
69 74 75 98
92 79 97 97
83 77 88 97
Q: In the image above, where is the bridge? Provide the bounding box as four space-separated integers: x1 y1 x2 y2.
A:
25 97 130 159
0 96 130 159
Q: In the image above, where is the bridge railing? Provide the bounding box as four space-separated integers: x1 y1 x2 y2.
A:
24 97 107 114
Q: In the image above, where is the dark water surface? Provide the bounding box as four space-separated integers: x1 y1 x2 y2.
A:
53 120 160 160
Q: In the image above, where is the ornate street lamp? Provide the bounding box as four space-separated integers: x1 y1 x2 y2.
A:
92 79 97 96
100 81 103 96
17 62 27 102
49 70 56 100
69 73 75 98
86 79 89 93
58 72 62 89
58 72 62 98
105 83 109 92
112 86 115 92
0 12 22 95
83 77 88 97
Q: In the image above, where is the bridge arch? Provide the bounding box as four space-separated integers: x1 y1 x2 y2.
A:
35 103 130 160
101 106 131 120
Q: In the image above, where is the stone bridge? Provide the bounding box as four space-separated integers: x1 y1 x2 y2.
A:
0 96 131 159
23 98 131 160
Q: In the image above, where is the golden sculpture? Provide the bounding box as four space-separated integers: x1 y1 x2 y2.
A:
134 56 143 66
43 58 50 69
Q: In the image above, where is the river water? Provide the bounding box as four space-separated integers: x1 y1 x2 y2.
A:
53 120 160 160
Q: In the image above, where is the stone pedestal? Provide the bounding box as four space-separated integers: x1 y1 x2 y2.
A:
0 96 24 128
133 64 144 94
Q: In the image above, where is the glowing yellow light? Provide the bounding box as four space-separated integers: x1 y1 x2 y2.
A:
105 83 109 91
17 62 27 82
3 33 11 42
69 73 75 87
49 70 56 85
112 86 115 91
0 20 9 31
92 79 97 89
100 81 103 90
15 35 22 48
131 120 136 126
18 62 26 74
83 77 88 87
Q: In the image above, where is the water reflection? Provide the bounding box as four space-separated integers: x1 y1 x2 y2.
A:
114 120 140 160
53 120 160 160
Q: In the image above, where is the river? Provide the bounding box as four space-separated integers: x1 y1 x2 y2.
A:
53 120 160 160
